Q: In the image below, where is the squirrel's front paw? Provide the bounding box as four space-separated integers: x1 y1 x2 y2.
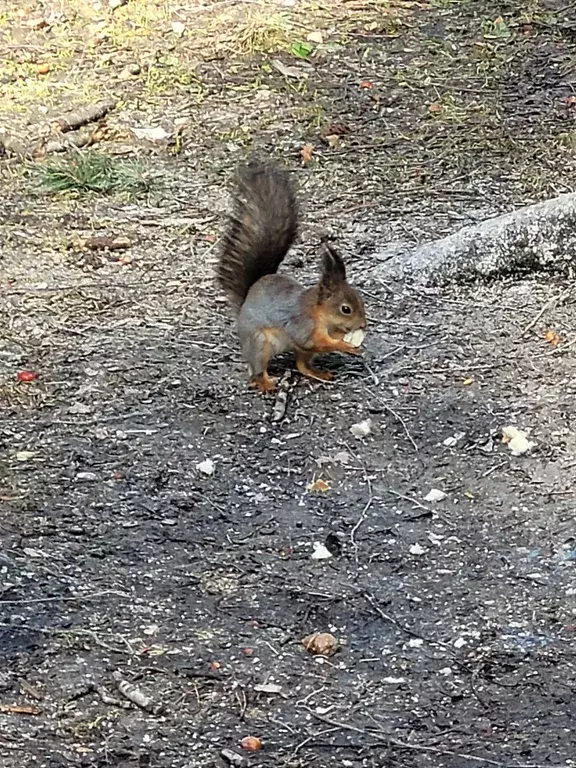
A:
342 343 363 356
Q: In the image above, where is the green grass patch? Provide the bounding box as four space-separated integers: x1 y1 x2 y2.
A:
35 151 152 196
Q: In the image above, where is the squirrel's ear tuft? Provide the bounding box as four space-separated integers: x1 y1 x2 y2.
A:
320 245 346 297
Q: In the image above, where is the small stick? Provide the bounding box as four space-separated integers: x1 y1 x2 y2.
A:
517 289 570 339
93 684 128 708
385 488 432 514
301 705 534 766
349 464 374 564
112 671 160 714
382 402 418 451
364 387 418 451
271 371 292 422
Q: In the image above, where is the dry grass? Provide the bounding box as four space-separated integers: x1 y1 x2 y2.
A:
0 0 401 114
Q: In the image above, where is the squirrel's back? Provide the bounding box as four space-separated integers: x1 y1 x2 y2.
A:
217 161 298 312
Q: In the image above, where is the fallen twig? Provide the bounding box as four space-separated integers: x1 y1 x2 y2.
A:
0 589 129 605
300 705 557 767
349 463 374 564
517 289 570 339
112 671 161 714
363 592 455 653
0 704 41 716
271 370 293 422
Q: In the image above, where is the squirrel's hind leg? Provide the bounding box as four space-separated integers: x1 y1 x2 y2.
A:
242 329 283 393
295 350 334 383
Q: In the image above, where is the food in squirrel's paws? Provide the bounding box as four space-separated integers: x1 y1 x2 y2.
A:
343 329 365 348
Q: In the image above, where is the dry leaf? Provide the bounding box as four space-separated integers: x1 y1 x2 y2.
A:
271 59 307 79
545 329 560 347
311 542 332 560
429 102 443 114
325 134 340 148
320 122 351 138
302 631 338 656
308 478 330 493
502 425 535 456
306 30 323 44
300 143 314 164
131 126 171 142
350 418 372 438
463 377 473 385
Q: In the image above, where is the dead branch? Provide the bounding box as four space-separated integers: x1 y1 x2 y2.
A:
112 671 161 714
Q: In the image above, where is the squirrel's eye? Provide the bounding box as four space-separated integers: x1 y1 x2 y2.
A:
341 304 352 315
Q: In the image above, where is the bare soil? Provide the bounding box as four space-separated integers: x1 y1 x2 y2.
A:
2 2 576 767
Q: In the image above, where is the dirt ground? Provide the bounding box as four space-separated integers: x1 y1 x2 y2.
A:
2 1 576 767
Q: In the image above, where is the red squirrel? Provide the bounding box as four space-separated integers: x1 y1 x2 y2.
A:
217 161 366 392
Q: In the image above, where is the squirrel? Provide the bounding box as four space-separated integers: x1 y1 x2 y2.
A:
217 160 366 393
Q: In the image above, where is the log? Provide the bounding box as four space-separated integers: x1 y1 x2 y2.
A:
373 192 576 284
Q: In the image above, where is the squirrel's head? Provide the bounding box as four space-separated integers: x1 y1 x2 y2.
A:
317 245 366 333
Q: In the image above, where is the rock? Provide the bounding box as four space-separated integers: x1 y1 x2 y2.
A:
424 488 447 502
350 418 372 438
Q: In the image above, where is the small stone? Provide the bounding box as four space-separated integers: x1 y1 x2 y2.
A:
128 63 141 76
75 471 98 481
350 418 372 439
311 542 332 560
196 459 215 476
424 488 447 503
15 451 36 462
68 402 92 414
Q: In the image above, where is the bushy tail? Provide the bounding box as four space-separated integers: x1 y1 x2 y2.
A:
217 161 298 312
